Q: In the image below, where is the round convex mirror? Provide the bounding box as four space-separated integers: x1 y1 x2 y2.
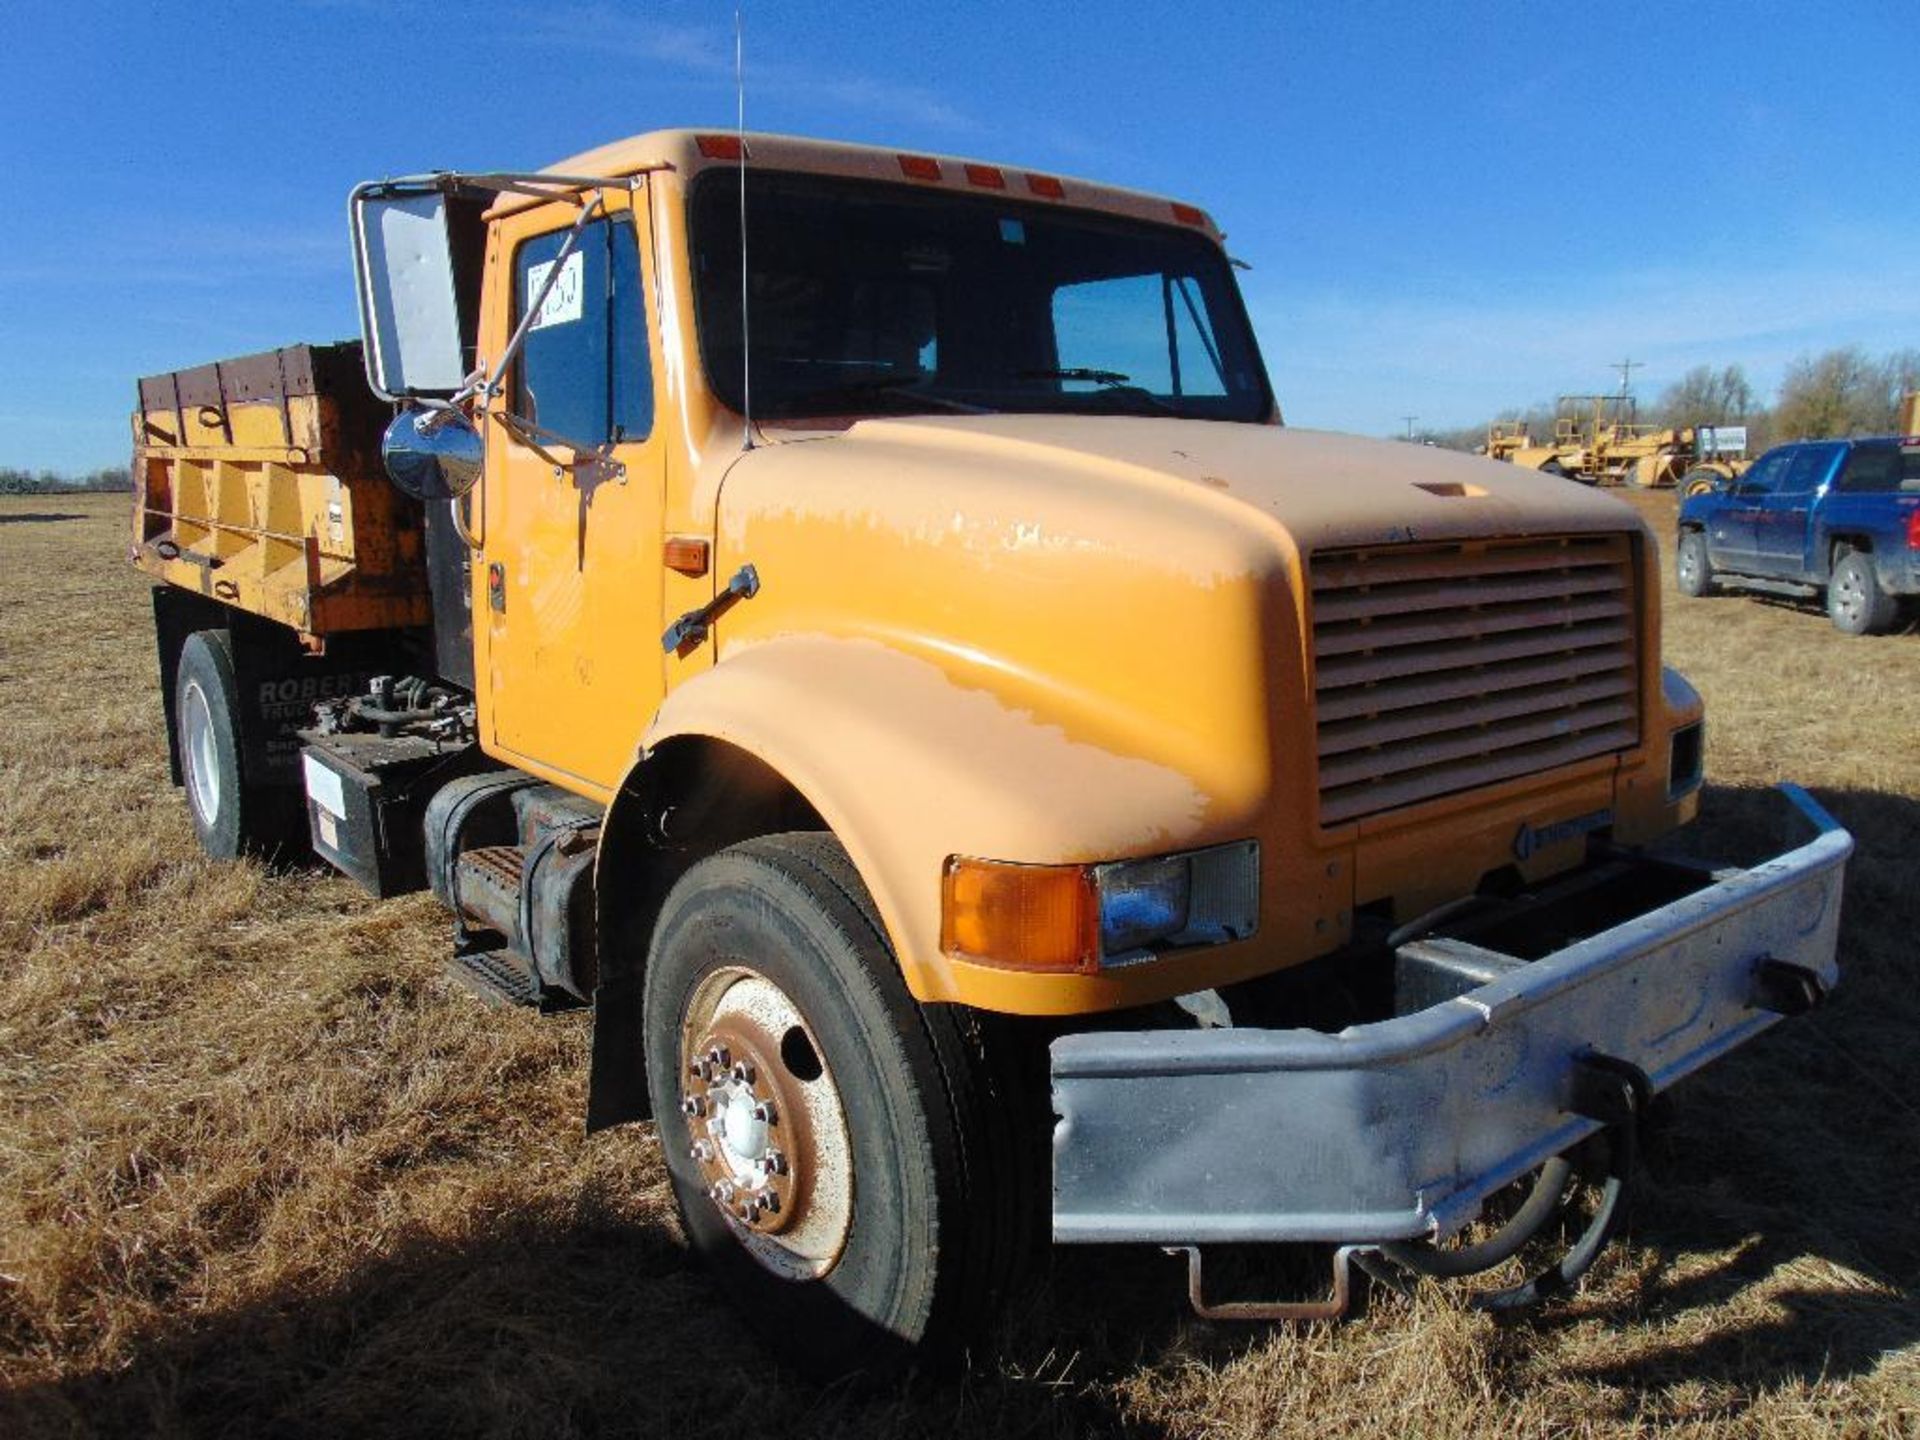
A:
381 408 483 502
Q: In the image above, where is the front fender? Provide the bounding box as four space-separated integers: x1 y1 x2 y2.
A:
637 634 1243 1014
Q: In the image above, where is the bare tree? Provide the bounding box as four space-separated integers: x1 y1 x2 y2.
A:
1772 346 1911 438
1656 364 1754 428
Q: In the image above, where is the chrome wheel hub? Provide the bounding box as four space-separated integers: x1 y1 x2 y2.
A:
679 968 853 1280
182 679 221 827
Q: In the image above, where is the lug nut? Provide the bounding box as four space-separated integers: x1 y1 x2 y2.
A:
730 1061 755 1085
709 1180 736 1205
751 1101 777 1125
687 1058 712 1082
754 1188 780 1216
706 1045 731 1070
690 1140 714 1163
680 1095 709 1118
761 1148 788 1176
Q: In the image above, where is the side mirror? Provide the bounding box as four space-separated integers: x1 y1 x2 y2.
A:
350 180 470 399
381 409 483 501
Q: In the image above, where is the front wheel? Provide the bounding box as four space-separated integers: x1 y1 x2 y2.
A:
641 832 1034 1378
1676 529 1716 598
1828 550 1899 635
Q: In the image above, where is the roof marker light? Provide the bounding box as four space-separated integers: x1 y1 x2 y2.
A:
964 163 1006 189
1025 173 1066 199
696 134 746 161
898 154 942 181
1171 202 1207 227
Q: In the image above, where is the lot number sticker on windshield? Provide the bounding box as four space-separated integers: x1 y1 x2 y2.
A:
527 251 584 330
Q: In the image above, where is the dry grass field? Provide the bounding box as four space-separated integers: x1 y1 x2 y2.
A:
2 488 1917 1438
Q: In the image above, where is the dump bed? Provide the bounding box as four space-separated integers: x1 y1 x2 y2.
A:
131 342 430 635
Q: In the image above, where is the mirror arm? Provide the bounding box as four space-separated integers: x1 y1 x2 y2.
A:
477 194 606 407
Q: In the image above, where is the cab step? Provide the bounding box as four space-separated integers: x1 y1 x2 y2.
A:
448 943 541 1007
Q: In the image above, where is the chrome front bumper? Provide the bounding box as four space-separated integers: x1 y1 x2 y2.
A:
1050 785 1851 1246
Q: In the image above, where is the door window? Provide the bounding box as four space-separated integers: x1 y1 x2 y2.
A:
1776 442 1842 496
512 214 652 445
1736 449 1790 495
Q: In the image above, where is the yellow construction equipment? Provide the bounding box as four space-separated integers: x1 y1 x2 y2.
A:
1484 389 1751 490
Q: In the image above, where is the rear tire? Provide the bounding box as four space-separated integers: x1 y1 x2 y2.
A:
1676 529 1716 598
174 630 306 860
1681 467 1723 498
641 832 1034 1379
1828 550 1898 635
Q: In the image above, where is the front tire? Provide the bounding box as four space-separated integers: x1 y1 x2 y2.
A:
642 832 1033 1378
1828 550 1899 635
1676 529 1716 598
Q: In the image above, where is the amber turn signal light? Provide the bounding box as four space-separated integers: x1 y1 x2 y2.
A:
941 858 1099 974
663 536 711 577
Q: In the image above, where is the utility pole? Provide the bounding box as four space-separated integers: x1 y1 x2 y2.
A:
1611 358 1642 403
1402 414 1419 440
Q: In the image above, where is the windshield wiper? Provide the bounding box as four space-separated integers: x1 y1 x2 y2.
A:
781 373 989 415
1018 368 1179 416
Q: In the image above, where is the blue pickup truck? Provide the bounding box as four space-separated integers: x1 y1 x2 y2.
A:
1676 436 1920 634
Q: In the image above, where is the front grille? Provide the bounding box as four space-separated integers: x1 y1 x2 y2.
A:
1309 534 1640 826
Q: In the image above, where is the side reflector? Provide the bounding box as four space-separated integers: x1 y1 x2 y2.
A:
1907 506 1920 551
1170 202 1207 227
942 858 1098 973
1025 173 1066 199
663 536 711 577
696 134 746 161
963 163 1006 189
898 154 943 181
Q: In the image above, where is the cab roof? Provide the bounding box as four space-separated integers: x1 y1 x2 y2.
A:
502 128 1221 238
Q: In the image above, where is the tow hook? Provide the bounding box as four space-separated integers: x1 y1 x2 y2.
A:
1751 956 1828 1016
1162 1243 1368 1322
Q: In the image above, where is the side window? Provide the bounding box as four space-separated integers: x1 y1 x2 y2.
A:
1737 449 1790 495
512 214 652 444
1052 272 1227 395
1777 442 1841 495
1836 443 1900 493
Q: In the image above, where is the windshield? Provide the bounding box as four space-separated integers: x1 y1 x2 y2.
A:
690 169 1273 423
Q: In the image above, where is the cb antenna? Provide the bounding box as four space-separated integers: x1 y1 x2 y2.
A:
736 9 752 450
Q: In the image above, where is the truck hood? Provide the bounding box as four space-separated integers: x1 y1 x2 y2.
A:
753 413 1640 552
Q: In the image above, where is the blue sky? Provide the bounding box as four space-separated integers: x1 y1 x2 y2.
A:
4 0 1915 471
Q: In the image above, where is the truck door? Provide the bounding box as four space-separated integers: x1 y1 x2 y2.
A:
1751 442 1842 577
477 186 667 795
1710 447 1789 573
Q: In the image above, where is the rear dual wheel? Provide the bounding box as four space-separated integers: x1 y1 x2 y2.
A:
642 833 1035 1378
174 630 307 860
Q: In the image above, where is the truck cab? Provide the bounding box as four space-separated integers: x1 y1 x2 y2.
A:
131 129 1852 1377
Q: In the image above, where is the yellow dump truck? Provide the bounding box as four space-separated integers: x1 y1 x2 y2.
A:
133 130 1851 1376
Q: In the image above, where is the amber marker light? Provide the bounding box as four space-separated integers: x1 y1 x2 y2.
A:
942 858 1100 973
963 163 1006 189
663 536 711 577
1025 173 1066 199
1170 202 1207 227
898 154 943 181
696 134 746 160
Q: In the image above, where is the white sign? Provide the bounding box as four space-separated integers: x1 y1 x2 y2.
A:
526 250 584 330
302 753 347 819
1698 424 1748 457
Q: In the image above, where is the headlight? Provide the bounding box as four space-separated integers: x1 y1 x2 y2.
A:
942 842 1259 973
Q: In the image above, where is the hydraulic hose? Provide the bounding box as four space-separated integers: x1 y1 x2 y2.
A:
1374 1065 1642 1312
